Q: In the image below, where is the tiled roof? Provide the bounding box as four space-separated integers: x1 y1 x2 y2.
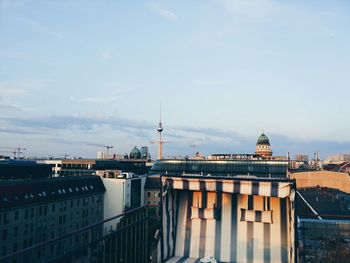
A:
0 176 106 209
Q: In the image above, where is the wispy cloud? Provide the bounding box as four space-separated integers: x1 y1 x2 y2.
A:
19 16 64 40
0 50 51 64
220 0 281 19
150 2 177 21
99 49 113 61
70 96 120 103
0 113 349 157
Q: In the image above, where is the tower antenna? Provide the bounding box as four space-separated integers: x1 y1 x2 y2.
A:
150 104 164 160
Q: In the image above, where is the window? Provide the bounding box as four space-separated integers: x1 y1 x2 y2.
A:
12 243 17 252
154 192 158 198
3 213 9 224
14 211 19 220
14 227 18 237
147 192 151 197
2 229 7 241
2 246 6 257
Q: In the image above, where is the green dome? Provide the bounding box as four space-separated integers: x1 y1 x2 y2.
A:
129 146 141 159
257 133 270 146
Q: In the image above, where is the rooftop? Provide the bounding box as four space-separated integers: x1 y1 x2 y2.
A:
0 175 106 209
150 159 289 178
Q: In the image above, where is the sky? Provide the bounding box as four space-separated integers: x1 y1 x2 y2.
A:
0 0 350 159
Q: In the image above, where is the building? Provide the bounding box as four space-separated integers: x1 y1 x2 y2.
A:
140 146 150 160
0 160 51 180
150 159 289 178
158 165 296 262
100 170 147 232
0 173 106 261
255 133 273 157
148 158 297 262
295 154 309 162
324 154 350 164
144 174 161 217
129 146 142 159
39 159 151 176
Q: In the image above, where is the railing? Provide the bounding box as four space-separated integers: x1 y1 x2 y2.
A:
0 206 152 263
298 218 350 262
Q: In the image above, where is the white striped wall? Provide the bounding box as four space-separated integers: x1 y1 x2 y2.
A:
163 190 294 263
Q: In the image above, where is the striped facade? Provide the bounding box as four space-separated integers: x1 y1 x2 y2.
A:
162 176 295 263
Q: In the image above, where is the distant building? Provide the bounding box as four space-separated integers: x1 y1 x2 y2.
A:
129 146 141 159
144 174 161 217
97 151 107 159
324 154 350 164
39 159 151 176
255 133 273 157
0 162 105 260
101 171 147 232
140 146 149 160
150 159 289 178
295 155 309 162
0 160 51 180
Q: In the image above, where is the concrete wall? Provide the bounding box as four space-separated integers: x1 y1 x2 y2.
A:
290 171 350 194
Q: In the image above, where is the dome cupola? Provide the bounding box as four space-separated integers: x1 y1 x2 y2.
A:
129 146 141 159
257 133 270 146
255 133 272 157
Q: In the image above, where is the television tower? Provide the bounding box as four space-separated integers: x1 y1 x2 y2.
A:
150 105 164 160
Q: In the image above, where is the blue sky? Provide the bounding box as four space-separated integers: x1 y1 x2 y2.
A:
0 0 349 159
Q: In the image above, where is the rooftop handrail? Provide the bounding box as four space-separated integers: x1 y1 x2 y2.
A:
0 205 149 262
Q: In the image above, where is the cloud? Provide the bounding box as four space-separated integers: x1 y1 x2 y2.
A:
19 16 64 40
0 50 52 64
99 49 113 61
0 113 349 158
221 0 281 19
0 87 26 99
150 2 177 21
70 96 120 103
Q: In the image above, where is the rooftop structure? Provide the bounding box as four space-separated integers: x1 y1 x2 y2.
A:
150 159 289 178
0 160 51 180
255 133 273 157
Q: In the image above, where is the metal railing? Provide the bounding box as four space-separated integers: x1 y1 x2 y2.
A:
298 218 350 262
0 206 151 263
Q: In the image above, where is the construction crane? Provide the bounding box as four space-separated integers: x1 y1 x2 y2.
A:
86 143 114 159
0 146 26 159
15 147 26 159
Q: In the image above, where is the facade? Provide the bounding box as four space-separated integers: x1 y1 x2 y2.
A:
150 159 289 178
145 175 161 206
0 175 106 260
39 159 151 176
140 146 149 160
324 154 350 164
0 160 51 180
161 175 296 263
145 174 162 218
101 171 147 232
151 159 296 262
255 133 273 157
